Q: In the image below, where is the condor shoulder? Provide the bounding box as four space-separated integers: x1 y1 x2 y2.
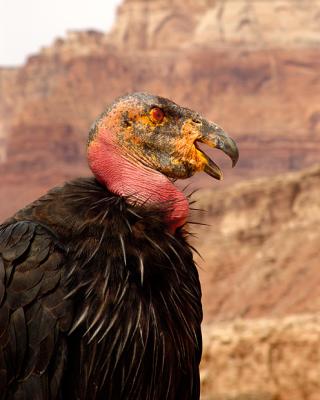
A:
0 220 73 399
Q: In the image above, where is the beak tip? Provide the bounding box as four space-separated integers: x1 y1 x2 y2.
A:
229 140 239 168
232 157 238 168
198 120 239 177
209 127 239 169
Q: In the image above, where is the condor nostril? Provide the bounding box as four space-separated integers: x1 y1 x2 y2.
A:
192 118 202 125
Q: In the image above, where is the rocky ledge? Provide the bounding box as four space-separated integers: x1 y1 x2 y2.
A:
201 314 320 400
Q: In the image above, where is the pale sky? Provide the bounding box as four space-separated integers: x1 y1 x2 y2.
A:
0 0 123 66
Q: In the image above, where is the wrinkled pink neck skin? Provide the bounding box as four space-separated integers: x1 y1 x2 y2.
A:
87 129 189 233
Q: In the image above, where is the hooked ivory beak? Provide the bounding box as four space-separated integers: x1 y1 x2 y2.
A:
195 121 239 180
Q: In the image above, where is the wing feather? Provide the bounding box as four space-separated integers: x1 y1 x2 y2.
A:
0 220 72 398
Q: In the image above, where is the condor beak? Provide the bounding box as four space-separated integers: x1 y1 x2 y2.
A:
196 120 239 180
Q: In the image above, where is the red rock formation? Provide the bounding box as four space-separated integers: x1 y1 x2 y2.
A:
1 0 319 190
0 1 319 192
194 165 320 323
1 2 320 398
201 314 320 400
194 164 320 399
109 0 320 50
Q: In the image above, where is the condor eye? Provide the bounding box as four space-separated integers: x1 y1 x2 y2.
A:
150 107 165 123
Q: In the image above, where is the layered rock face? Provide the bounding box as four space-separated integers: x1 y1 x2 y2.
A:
1 0 320 222
110 0 320 49
194 165 320 322
201 314 320 400
1 2 320 398
195 164 320 399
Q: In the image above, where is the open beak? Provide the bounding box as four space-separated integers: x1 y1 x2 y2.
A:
196 120 239 180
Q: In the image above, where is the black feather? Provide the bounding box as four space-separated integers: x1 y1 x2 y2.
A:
0 177 202 399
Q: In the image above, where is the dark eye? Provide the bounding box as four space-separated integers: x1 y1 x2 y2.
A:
150 107 165 123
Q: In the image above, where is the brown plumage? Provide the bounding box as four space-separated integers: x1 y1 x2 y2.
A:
0 93 238 399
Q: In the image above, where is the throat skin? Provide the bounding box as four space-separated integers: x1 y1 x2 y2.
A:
87 138 189 233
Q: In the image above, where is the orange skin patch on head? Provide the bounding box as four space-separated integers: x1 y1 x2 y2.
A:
92 104 207 180
122 125 142 146
97 110 122 142
122 111 168 150
105 105 166 144
175 119 208 171
138 114 167 128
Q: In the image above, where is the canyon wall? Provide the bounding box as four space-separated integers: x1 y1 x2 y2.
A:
194 164 320 322
110 0 320 49
1 2 320 398
201 314 320 400
193 164 320 399
1 0 320 222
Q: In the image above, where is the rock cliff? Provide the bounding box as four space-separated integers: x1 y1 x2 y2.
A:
1 0 320 313
1 2 320 398
1 0 319 204
194 164 320 322
201 314 320 400
110 0 320 49
194 164 320 399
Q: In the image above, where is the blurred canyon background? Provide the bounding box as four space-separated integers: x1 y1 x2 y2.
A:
1 0 320 398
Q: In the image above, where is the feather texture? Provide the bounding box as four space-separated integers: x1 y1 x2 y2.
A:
0 177 202 399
